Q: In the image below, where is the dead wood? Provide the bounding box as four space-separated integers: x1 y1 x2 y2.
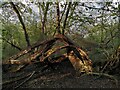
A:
68 50 92 73
3 34 74 63
48 54 68 63
3 38 58 64
3 34 93 74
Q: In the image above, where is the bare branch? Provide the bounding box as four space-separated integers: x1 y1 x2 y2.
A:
2 38 22 51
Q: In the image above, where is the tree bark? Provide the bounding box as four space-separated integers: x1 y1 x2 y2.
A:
42 2 50 34
118 4 120 46
9 2 30 47
60 3 67 22
62 2 72 35
56 2 61 34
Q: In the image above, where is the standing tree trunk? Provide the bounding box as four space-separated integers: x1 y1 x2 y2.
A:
9 2 31 47
56 2 61 34
62 2 72 35
118 4 120 46
42 2 50 34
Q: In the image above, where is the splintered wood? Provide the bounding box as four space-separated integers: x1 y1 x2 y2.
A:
3 34 93 73
68 51 92 73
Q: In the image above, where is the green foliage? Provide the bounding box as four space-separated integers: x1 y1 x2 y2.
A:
1 1 120 66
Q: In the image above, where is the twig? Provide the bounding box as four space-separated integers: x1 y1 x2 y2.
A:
14 71 36 89
100 61 110 73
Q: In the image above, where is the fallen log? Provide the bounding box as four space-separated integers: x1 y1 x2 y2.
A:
3 34 93 73
5 38 58 62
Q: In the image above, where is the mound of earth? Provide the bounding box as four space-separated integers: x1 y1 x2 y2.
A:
2 60 120 89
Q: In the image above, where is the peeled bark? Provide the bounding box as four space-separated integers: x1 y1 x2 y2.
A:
68 51 92 73
3 34 93 73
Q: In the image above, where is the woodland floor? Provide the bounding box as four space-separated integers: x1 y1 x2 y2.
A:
2 60 120 89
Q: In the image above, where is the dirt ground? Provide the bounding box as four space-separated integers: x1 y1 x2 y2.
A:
2 60 120 89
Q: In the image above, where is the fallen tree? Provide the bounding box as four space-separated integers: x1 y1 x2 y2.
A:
2 34 93 74
3 34 120 89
